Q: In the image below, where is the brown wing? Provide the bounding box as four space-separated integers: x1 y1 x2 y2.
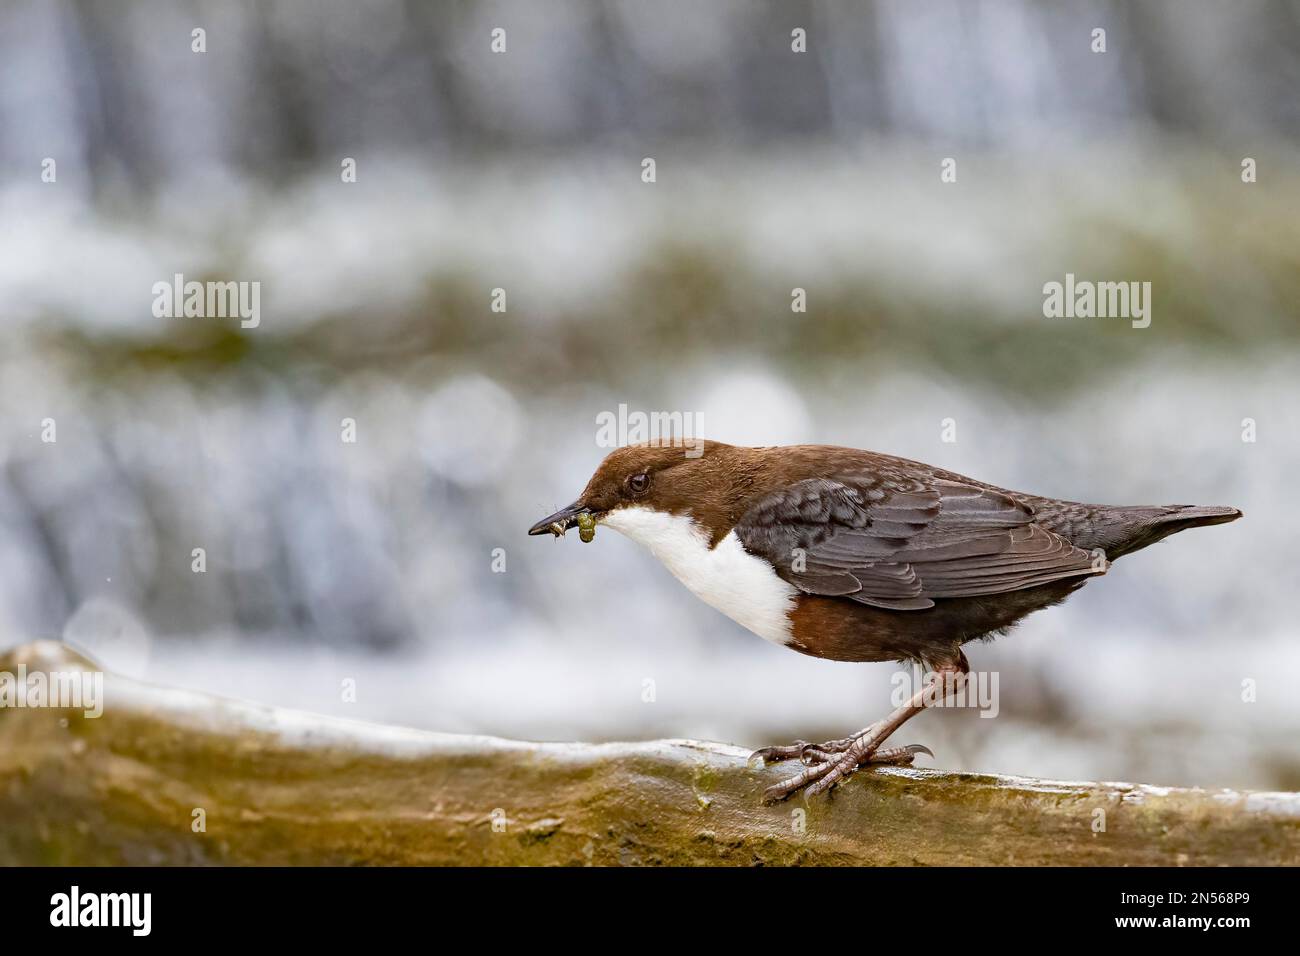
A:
733 474 1103 610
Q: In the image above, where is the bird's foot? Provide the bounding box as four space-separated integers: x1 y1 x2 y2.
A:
750 732 864 766
758 740 933 804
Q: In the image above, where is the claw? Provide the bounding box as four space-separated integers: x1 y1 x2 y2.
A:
749 740 812 765
888 743 934 759
865 743 934 767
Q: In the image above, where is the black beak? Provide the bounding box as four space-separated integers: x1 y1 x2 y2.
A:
528 502 590 537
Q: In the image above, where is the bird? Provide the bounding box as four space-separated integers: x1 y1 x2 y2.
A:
528 440 1242 802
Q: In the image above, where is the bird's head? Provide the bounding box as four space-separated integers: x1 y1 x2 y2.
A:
528 439 755 545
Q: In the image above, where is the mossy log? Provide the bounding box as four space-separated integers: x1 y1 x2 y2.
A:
1 640 1298 865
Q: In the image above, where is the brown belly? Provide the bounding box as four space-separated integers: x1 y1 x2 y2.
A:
785 579 1087 667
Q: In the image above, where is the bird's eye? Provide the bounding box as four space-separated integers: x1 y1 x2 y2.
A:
626 473 650 496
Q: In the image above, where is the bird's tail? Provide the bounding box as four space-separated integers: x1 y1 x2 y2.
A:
1155 504 1243 527
1090 504 1243 559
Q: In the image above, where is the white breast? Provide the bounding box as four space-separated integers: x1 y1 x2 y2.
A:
601 506 797 646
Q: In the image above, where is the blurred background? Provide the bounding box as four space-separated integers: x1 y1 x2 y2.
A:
1 0 1297 791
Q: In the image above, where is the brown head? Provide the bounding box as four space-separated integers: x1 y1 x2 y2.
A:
528 440 771 546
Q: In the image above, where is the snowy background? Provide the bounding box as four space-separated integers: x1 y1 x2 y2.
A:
1 0 1297 790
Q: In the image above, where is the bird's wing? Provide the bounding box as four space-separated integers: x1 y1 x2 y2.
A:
733 473 1102 610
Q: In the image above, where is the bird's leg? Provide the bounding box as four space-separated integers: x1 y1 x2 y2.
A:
760 654 969 803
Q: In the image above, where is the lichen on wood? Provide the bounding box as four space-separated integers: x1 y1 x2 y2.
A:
1 640 1297 866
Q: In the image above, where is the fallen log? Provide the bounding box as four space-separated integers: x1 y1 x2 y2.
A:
1 640 1297 865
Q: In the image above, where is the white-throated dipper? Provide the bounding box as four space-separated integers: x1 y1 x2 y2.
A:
529 440 1242 802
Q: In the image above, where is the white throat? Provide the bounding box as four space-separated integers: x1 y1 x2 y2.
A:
601 505 796 646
